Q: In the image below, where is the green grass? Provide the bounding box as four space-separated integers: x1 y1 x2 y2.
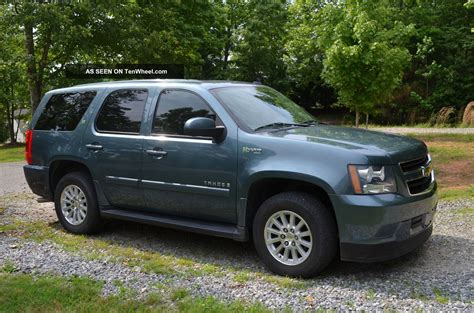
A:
427 146 470 164
176 295 269 313
432 288 449 304
233 271 252 284
0 261 17 274
366 288 376 300
0 273 269 313
0 145 24 163
438 185 474 200
259 274 306 289
407 133 474 143
171 288 189 301
454 207 474 215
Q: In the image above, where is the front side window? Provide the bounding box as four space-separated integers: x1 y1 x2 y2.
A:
35 91 96 131
153 90 216 135
96 89 148 134
210 86 315 131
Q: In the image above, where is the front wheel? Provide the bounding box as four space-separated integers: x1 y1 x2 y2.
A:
253 192 337 277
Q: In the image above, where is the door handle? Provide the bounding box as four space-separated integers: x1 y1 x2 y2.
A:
85 143 103 151
145 149 168 158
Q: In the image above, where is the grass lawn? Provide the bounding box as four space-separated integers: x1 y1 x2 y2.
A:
0 272 268 313
0 145 25 163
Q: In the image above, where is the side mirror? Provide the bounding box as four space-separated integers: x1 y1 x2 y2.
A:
183 117 226 142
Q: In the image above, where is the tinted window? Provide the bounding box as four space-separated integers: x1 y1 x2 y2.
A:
153 90 216 135
211 86 314 131
96 89 148 133
35 91 96 131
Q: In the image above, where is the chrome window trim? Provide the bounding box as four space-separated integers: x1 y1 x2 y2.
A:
91 128 213 144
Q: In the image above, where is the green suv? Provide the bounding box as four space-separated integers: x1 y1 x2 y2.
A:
24 80 437 277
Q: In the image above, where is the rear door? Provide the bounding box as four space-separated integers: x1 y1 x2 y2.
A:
140 88 238 223
83 87 153 208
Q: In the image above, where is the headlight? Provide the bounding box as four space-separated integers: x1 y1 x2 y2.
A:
348 165 397 194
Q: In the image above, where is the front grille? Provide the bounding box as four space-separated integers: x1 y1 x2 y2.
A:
400 155 429 173
399 154 433 195
407 176 432 194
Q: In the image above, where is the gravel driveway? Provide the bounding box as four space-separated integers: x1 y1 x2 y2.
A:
0 162 473 311
0 161 28 196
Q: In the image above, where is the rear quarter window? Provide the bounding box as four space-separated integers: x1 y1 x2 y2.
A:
35 91 97 131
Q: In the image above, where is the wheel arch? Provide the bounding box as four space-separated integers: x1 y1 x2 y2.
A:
48 158 93 198
243 172 338 233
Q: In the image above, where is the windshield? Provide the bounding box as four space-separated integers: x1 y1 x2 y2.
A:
210 86 315 131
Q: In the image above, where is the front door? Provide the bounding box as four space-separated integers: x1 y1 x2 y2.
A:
141 89 237 223
83 88 150 208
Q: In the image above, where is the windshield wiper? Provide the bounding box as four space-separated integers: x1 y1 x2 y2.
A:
302 120 328 126
254 122 307 132
301 120 320 125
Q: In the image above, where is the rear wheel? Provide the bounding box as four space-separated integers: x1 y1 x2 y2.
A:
54 172 103 234
253 192 337 277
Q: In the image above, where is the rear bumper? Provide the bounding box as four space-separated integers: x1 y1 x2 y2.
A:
23 165 51 200
330 185 437 262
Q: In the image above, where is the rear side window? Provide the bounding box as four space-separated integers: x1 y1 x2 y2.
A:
35 91 96 131
95 89 148 134
153 90 216 135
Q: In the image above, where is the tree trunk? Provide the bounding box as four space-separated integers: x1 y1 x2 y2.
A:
365 113 369 129
12 86 20 143
24 22 41 113
222 29 231 71
5 99 16 145
355 109 360 128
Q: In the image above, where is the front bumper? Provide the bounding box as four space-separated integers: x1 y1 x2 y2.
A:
330 184 437 262
340 224 432 262
23 165 51 200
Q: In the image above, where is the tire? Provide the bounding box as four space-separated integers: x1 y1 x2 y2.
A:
54 171 103 234
252 191 337 278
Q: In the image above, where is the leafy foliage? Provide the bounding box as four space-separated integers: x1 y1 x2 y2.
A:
315 0 414 124
0 0 473 138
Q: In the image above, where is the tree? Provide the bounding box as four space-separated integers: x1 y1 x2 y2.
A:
285 0 337 112
2 2 109 112
0 7 28 144
393 0 474 123
316 0 413 127
231 1 289 91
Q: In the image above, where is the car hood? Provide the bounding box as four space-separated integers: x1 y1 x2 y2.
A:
262 124 427 163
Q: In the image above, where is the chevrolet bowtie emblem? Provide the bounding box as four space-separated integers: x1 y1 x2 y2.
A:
421 164 432 178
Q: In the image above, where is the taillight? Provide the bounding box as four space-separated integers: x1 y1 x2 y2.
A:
25 129 33 165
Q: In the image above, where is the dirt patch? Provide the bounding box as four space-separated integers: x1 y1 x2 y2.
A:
424 140 474 188
435 159 474 188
